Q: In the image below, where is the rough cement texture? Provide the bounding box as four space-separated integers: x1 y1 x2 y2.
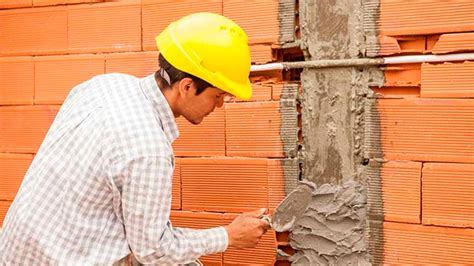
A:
272 181 315 232
363 0 381 57
279 0 297 44
295 0 384 264
281 158 300 195
280 84 299 159
287 181 369 265
278 83 300 195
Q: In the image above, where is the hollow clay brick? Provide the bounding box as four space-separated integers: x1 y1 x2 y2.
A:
0 153 34 201
173 108 225 157
384 64 420 87
383 222 474 264
380 161 421 223
423 163 474 228
432 32 474 54
0 106 59 153
0 0 31 9
34 54 105 104
421 62 474 98
67 2 141 53
180 158 268 213
379 1 474 36
0 57 34 105
375 99 474 163
226 101 297 158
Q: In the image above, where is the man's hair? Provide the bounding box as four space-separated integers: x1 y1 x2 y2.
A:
157 54 212 95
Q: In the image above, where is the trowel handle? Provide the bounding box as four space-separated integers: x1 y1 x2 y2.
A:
260 215 271 225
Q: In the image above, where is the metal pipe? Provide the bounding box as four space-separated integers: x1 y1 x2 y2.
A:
250 52 474 72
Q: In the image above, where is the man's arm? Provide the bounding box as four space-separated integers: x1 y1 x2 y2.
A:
110 155 225 264
109 155 269 264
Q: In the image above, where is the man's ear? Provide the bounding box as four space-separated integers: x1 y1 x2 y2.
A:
177 77 194 99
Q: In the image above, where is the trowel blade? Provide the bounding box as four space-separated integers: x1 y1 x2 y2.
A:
269 181 315 232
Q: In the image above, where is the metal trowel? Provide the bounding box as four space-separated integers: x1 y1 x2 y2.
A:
261 181 315 232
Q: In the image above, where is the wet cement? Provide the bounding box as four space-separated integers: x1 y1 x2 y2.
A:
296 0 384 264
272 180 369 265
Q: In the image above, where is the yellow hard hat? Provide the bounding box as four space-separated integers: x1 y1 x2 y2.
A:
156 12 252 100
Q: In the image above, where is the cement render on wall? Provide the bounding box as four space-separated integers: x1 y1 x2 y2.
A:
293 0 383 264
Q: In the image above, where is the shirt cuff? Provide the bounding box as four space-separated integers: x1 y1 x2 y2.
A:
202 226 229 254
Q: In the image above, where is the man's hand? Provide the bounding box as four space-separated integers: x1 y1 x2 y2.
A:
224 208 271 249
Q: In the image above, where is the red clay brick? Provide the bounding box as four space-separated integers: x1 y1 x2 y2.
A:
371 86 420 99
396 36 426 54
0 106 59 153
384 64 420 87
173 108 225 157
377 35 401 56
0 153 33 201
34 54 105 104
235 83 272 102
267 160 286 213
423 163 474 228
171 158 181 210
0 0 31 9
432 32 474 54
425 35 440 53
170 211 225 265
380 1 474 36
377 99 474 163
223 0 279 44
0 6 67 56
383 222 474 264
0 57 34 105
180 158 268 213
67 2 141 54
250 45 275 64
373 36 427 56
380 161 421 223
105 52 158 78
421 62 474 98
226 101 286 157
33 0 102 6
222 213 277 265
271 83 299 101
0 200 12 227
142 0 222 51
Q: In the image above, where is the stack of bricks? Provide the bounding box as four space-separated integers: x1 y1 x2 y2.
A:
366 1 474 264
0 0 299 265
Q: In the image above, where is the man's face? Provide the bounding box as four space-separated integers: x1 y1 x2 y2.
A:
179 83 231 125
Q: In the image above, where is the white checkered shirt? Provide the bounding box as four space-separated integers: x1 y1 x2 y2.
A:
0 73 228 265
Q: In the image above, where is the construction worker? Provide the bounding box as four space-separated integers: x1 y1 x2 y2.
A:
0 13 270 265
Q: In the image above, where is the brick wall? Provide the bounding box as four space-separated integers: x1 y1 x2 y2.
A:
369 1 474 263
0 1 298 265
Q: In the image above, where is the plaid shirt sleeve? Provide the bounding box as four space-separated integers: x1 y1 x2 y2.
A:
108 155 228 264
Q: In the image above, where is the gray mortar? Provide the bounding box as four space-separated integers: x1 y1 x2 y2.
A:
279 0 297 44
363 0 381 57
276 180 370 265
280 83 299 159
278 83 300 195
272 180 315 232
281 158 300 195
295 0 384 264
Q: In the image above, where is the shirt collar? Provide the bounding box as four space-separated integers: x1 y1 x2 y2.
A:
140 73 180 143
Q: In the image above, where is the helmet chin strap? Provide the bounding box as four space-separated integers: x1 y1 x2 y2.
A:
159 68 172 86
